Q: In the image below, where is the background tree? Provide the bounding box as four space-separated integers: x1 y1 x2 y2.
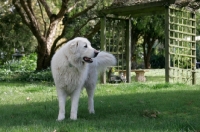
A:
196 9 200 62
131 15 165 69
12 0 113 70
130 18 142 69
141 15 165 68
0 1 36 65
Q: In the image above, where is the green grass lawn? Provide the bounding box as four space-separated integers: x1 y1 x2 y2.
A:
0 69 200 132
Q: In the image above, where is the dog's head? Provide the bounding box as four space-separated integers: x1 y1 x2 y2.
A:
68 37 99 63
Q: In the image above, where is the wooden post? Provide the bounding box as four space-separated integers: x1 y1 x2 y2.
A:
100 16 106 84
125 18 132 83
165 7 170 83
192 12 196 85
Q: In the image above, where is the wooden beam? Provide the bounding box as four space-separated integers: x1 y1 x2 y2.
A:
192 13 196 85
100 16 107 84
125 18 132 83
165 7 170 83
101 1 168 17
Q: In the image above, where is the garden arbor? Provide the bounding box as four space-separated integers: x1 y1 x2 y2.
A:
100 0 197 85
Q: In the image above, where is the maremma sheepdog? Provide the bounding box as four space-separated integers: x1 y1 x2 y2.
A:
51 37 116 121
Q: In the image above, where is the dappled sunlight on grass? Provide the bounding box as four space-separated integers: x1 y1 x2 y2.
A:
0 69 200 131
130 69 200 85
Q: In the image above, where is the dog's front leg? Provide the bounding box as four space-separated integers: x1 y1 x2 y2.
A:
57 88 67 121
70 88 82 120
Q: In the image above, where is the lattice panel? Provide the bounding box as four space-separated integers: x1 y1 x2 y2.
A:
168 6 196 84
106 19 126 71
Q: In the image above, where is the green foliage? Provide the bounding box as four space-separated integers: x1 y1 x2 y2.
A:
0 68 53 82
131 15 165 68
26 69 53 82
196 10 200 35
134 15 165 39
9 0 113 70
63 0 113 39
150 54 165 68
196 41 200 62
1 53 37 72
0 12 37 64
0 53 53 82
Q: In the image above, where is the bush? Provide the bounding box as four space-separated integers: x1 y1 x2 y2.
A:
0 68 53 82
197 42 200 62
25 69 53 82
150 54 165 68
1 53 37 72
0 53 53 82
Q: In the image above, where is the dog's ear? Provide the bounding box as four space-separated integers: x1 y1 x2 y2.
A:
70 41 78 53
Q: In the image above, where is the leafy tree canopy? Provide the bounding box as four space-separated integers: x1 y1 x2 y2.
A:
11 0 113 70
0 1 36 64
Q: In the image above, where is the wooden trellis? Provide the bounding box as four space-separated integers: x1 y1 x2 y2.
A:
101 17 131 83
105 18 126 71
165 6 196 84
100 1 197 84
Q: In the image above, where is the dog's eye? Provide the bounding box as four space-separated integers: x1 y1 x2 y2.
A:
84 45 87 48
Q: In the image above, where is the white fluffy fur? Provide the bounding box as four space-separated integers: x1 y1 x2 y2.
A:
51 37 116 121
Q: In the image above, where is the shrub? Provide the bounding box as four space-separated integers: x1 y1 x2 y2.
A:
150 54 165 68
0 68 53 82
1 53 37 72
0 53 53 82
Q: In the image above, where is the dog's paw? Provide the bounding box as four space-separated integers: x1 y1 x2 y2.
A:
57 115 65 121
56 118 64 121
70 113 77 120
89 109 95 114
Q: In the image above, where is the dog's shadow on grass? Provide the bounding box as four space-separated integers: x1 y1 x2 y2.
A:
0 90 200 131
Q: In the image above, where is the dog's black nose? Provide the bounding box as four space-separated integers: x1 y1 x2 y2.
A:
94 50 99 57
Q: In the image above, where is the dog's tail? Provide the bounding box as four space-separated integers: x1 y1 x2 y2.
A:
94 51 116 72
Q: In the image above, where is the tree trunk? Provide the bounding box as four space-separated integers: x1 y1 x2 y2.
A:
131 26 140 69
142 35 155 69
144 52 151 69
131 34 139 69
35 18 60 70
143 42 152 69
36 39 51 70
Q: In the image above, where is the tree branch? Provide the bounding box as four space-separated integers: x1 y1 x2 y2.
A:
70 2 97 20
56 0 69 19
12 0 31 27
27 0 34 14
54 17 99 51
84 21 100 39
19 0 41 34
13 0 44 43
37 0 47 37
38 0 52 18
50 24 68 58
67 1 80 12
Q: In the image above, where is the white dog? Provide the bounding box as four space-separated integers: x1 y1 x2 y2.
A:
51 37 116 121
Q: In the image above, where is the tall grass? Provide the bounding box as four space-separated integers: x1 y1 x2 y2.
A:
0 69 200 132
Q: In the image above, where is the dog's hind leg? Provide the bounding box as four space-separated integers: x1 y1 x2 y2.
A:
57 88 67 121
86 84 95 114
